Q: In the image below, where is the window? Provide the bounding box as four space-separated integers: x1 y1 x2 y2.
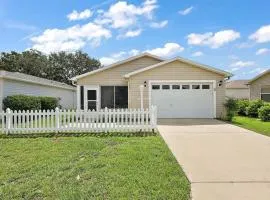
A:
182 85 190 89
101 86 114 108
87 90 97 100
192 85 200 89
152 85 160 90
87 90 97 110
202 84 210 89
261 94 270 102
101 86 128 108
162 85 170 90
261 87 270 102
172 85 180 90
115 86 128 108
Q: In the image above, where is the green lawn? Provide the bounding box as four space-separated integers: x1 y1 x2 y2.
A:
232 116 270 137
0 134 190 200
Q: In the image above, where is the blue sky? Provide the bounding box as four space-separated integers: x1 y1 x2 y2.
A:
0 0 270 79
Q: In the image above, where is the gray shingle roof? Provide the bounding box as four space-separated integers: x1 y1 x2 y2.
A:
0 70 76 90
226 80 249 89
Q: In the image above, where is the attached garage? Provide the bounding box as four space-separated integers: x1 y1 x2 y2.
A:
125 56 231 119
150 81 215 118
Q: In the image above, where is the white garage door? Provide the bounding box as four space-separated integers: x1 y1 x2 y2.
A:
151 82 214 118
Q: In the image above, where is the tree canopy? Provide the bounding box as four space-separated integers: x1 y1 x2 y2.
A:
0 49 101 84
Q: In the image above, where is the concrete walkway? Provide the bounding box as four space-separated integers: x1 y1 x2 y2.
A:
158 119 270 200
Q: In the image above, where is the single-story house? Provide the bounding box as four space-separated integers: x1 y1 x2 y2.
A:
71 53 231 118
225 80 249 99
248 69 270 102
0 70 76 111
225 69 270 102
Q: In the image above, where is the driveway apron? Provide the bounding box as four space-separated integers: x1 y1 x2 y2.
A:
158 119 270 200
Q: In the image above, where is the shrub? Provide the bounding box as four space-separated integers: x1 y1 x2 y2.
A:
246 99 264 117
237 99 249 116
3 95 41 111
3 95 60 111
224 98 238 121
258 104 270 121
39 97 60 110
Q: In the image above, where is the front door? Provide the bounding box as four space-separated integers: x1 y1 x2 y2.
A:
87 89 97 110
84 86 99 110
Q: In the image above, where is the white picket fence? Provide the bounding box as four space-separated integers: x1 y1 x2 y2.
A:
0 106 157 134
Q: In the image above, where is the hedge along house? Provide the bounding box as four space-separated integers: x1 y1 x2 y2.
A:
0 70 76 111
71 53 231 118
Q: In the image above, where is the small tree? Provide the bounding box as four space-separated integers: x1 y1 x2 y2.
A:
224 98 238 121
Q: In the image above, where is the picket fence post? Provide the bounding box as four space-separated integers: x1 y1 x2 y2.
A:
6 108 11 134
55 107 60 132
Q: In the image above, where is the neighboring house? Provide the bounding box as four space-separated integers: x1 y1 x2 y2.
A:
0 70 76 111
71 53 231 118
225 69 270 102
248 69 270 102
225 80 249 99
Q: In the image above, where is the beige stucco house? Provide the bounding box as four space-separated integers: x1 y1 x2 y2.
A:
248 69 270 102
225 69 270 102
71 53 231 118
225 80 249 99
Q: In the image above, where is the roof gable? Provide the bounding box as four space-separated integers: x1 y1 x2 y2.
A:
248 69 270 84
124 57 231 78
71 53 164 81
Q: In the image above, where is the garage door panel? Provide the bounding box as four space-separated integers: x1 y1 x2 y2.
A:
151 83 214 118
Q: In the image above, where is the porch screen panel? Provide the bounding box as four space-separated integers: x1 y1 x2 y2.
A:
80 86 84 109
101 86 114 108
115 86 128 108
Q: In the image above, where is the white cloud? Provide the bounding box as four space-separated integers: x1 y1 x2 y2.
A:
256 48 270 55
100 42 184 65
146 42 184 57
31 22 111 53
100 57 118 66
228 61 256 73
95 0 158 29
236 42 254 49
230 67 240 72
150 20 168 28
187 30 240 48
67 9 93 21
100 49 140 65
191 51 203 57
249 25 270 43
178 6 193 15
230 61 255 67
118 29 142 39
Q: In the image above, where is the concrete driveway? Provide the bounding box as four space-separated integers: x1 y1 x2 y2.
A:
158 119 270 200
